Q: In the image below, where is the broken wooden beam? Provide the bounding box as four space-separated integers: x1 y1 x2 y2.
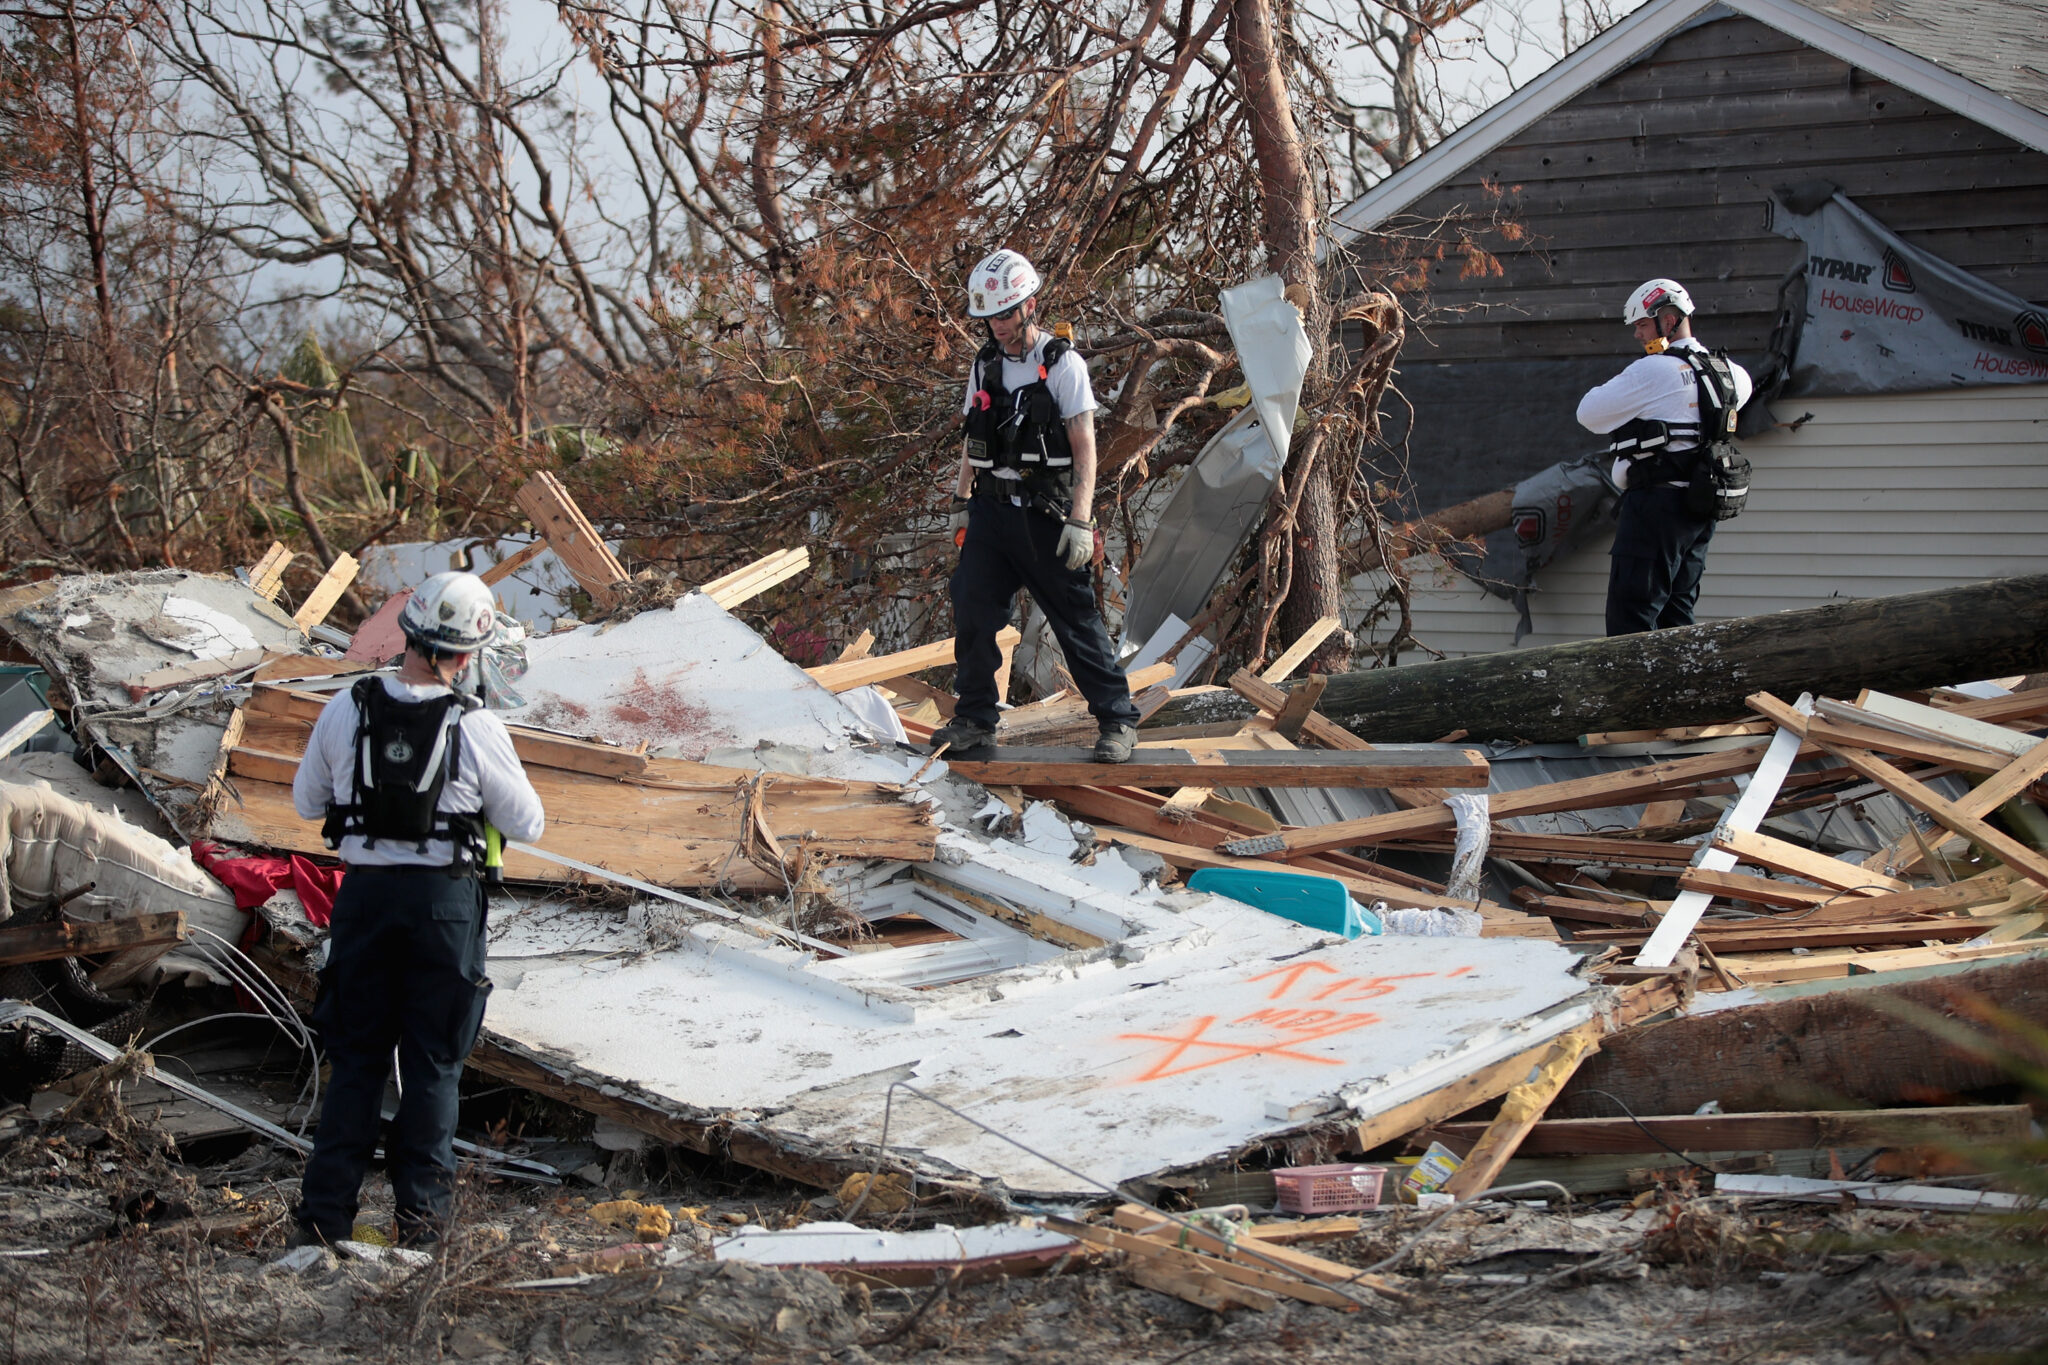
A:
0 911 186 968
702 547 810 609
1439 1022 1602 1199
292 552 360 633
805 627 1020 694
946 746 1488 790
1151 574 2048 742
515 471 631 607
246 542 291 602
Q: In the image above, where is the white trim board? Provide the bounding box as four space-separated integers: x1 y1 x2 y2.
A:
1331 0 2048 241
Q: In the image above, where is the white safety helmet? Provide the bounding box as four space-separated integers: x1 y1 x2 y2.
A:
1623 278 1695 326
398 571 499 656
966 249 1042 318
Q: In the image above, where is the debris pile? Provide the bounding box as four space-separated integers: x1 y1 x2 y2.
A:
0 467 2044 1345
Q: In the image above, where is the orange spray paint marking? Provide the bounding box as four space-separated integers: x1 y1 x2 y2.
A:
1120 1016 1350 1082
1310 971 1438 1003
1248 961 1341 1000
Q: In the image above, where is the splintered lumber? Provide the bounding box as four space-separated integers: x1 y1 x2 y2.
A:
1847 691 2040 758
1554 954 2048 1119
244 686 651 779
246 542 291 601
1582 719 1772 746
1149 574 2048 742
1429 1104 2034 1157
1845 940 2047 973
1043 1219 1363 1311
1127 1258 1277 1312
834 631 875 664
1348 980 1688 1154
1578 918 1991 953
1228 739 1779 860
515 471 630 606
0 911 187 967
0 708 52 760
946 746 1488 790
213 741 933 890
701 547 810 609
292 552 360 633
1260 615 1341 684
1861 728 2048 875
1637 708 1808 968
805 627 1021 694
1105 826 1516 919
1440 1022 1602 1199
1108 1205 1406 1302
1270 675 1328 743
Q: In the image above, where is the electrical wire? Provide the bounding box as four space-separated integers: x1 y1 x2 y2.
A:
1574 1088 1718 1174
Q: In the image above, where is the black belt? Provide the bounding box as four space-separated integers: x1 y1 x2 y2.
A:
343 863 473 878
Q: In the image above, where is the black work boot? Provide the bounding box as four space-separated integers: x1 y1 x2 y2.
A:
1093 723 1137 764
929 717 997 758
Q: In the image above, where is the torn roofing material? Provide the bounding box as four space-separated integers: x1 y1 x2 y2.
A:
482 831 1603 1201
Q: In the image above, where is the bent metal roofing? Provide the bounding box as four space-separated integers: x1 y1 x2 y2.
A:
1330 0 2048 240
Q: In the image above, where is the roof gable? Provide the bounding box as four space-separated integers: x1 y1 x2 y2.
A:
1332 0 2048 239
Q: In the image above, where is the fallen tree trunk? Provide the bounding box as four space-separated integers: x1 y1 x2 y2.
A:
1150 574 2048 743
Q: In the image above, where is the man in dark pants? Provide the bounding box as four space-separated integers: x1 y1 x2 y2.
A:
1578 278 1752 636
288 571 545 1250
933 248 1140 763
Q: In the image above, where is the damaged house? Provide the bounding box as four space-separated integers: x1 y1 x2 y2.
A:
1339 0 2048 651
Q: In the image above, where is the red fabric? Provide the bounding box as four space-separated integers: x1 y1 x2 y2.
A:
191 839 346 927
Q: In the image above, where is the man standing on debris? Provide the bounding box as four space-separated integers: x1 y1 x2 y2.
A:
933 248 1142 764
1577 279 1753 636
288 571 545 1251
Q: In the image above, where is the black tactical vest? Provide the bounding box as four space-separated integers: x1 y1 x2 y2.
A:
963 337 1075 483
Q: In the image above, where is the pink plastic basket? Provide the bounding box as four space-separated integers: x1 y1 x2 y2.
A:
1272 1163 1386 1214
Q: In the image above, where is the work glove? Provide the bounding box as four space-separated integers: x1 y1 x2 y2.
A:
948 496 970 549
1056 519 1095 571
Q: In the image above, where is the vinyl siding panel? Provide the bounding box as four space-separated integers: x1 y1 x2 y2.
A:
1351 383 2048 659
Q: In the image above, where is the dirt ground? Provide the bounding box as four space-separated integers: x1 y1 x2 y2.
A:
3 1085 2045 1365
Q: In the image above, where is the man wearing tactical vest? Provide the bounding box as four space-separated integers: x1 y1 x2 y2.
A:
288 571 545 1252
1577 278 1754 636
931 248 1142 763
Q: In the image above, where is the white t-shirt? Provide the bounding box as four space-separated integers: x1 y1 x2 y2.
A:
1577 339 1753 490
963 335 1095 477
292 675 546 867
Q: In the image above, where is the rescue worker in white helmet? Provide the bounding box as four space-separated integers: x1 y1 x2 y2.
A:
932 248 1141 763
288 571 545 1252
1577 279 1753 635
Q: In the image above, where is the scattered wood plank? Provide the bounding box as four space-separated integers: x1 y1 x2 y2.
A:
0 911 186 968
1817 743 2048 890
242 688 652 779
1711 827 1906 894
478 538 549 587
1715 1173 2035 1213
1044 1219 1362 1311
1579 918 1991 954
1429 1104 2035 1157
1127 1258 1276 1312
292 553 360 633
247 542 291 601
805 627 1020 694
1847 690 2040 758
1439 1022 1603 1199
515 471 630 606
1638 707 1809 968
834 631 875 664
1225 668 1446 808
1230 740 1779 860
1581 720 1772 746
1271 675 1328 743
1349 981 1689 1155
1259 616 1341 684
947 746 1489 790
1109 1205 1406 1301
1846 940 2048 974
702 547 810 609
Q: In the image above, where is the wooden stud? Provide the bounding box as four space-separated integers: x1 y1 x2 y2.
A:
1440 1022 1603 1199
1109 1205 1406 1301
1044 1220 1361 1311
1259 615 1341 684
1581 719 1772 746
1127 1258 1276 1313
1818 743 2048 891
834 631 875 664
805 628 1019 694
1428 1105 2035 1157
1271 675 1328 743
478 538 549 587
703 547 810 609
292 552 360 633
246 542 291 602
514 471 630 606
1711 827 1907 894
946 746 1489 790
